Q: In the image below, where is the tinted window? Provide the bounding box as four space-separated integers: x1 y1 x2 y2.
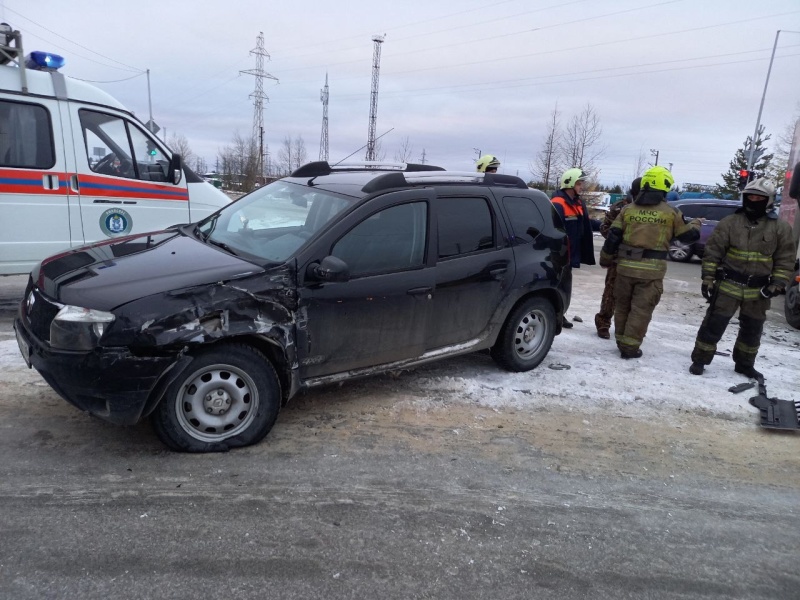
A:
437 197 494 259
503 196 546 242
332 202 427 277
0 100 54 168
704 206 737 221
678 204 709 219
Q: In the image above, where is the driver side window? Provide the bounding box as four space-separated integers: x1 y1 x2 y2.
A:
80 111 169 182
332 202 427 278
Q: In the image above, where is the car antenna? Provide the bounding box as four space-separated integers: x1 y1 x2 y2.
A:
331 128 395 166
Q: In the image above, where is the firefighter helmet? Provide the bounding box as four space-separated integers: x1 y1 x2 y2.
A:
640 166 674 193
560 167 587 189
476 155 500 173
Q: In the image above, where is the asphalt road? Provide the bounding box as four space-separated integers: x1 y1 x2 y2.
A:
1 247 798 599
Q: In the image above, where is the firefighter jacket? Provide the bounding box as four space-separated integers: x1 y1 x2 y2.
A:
701 209 795 301
600 196 700 280
551 189 596 267
599 196 632 239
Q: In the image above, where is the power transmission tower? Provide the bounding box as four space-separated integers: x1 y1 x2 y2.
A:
319 73 329 162
241 32 278 181
365 35 385 162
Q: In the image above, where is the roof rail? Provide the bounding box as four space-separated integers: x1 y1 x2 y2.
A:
482 173 529 189
290 160 445 178
361 172 409 194
0 25 28 94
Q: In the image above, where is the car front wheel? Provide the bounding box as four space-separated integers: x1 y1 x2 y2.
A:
668 240 693 262
152 344 281 452
785 275 800 330
491 297 556 372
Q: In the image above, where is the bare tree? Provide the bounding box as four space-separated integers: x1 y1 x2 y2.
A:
628 144 649 188
560 103 605 176
531 103 561 193
765 102 800 189
194 156 208 175
217 131 259 192
393 136 414 162
373 138 387 162
277 135 308 176
168 133 195 169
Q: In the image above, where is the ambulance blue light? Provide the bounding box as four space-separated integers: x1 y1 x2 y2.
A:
25 51 65 71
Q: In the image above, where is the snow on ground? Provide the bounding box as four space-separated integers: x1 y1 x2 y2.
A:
2 270 798 426
395 274 800 424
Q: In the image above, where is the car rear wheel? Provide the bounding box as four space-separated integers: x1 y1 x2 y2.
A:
668 240 693 262
785 276 800 330
152 344 281 452
491 297 556 372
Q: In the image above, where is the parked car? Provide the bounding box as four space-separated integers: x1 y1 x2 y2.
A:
14 161 572 452
668 199 740 262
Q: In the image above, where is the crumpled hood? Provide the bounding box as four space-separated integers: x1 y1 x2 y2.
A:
33 231 262 311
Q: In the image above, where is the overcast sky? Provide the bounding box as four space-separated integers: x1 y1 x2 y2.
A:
7 0 800 186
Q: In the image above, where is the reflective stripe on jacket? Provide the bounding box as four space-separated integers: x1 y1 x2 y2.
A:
701 211 795 300
612 201 699 279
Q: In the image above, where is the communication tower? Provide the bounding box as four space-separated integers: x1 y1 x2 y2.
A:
365 35 384 161
319 73 329 162
241 32 278 179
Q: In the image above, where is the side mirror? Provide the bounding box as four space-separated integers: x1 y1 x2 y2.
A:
789 161 800 201
307 256 349 282
168 153 183 185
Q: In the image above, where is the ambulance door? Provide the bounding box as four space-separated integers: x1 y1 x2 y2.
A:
70 107 190 243
0 97 72 275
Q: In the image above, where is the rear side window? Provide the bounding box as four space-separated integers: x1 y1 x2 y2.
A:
503 196 546 242
436 196 494 259
678 204 709 219
0 100 55 168
704 206 737 221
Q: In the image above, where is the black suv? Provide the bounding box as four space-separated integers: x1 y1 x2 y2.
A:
14 162 571 452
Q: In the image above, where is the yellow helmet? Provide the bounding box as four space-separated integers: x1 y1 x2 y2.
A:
559 167 587 189
476 155 500 173
641 166 674 193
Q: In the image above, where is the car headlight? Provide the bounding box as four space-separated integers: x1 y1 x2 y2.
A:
50 305 115 351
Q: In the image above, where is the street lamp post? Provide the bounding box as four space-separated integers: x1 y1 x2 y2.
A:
650 148 659 166
746 29 800 172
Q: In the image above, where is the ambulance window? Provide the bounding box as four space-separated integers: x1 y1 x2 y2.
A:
0 100 55 169
128 125 169 182
79 110 136 180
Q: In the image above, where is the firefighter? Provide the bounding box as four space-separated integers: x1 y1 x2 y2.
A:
689 178 795 377
476 155 500 173
551 167 596 328
600 166 701 358
594 176 641 339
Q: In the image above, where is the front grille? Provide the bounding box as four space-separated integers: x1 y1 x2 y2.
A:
25 288 61 343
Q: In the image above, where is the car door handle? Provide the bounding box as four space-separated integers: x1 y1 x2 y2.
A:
490 266 508 278
407 286 433 297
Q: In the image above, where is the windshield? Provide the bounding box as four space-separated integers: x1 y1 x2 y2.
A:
197 181 356 263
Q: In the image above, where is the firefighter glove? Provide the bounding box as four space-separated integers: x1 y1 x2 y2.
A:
701 277 714 301
759 284 783 299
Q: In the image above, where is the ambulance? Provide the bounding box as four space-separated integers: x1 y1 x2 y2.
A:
0 25 230 275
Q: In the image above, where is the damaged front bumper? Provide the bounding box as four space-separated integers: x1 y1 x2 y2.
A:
14 318 186 426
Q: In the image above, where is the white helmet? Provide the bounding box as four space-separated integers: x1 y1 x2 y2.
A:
742 177 776 208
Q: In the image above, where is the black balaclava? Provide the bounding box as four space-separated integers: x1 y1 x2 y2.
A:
742 195 768 221
629 177 642 202
635 183 665 206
